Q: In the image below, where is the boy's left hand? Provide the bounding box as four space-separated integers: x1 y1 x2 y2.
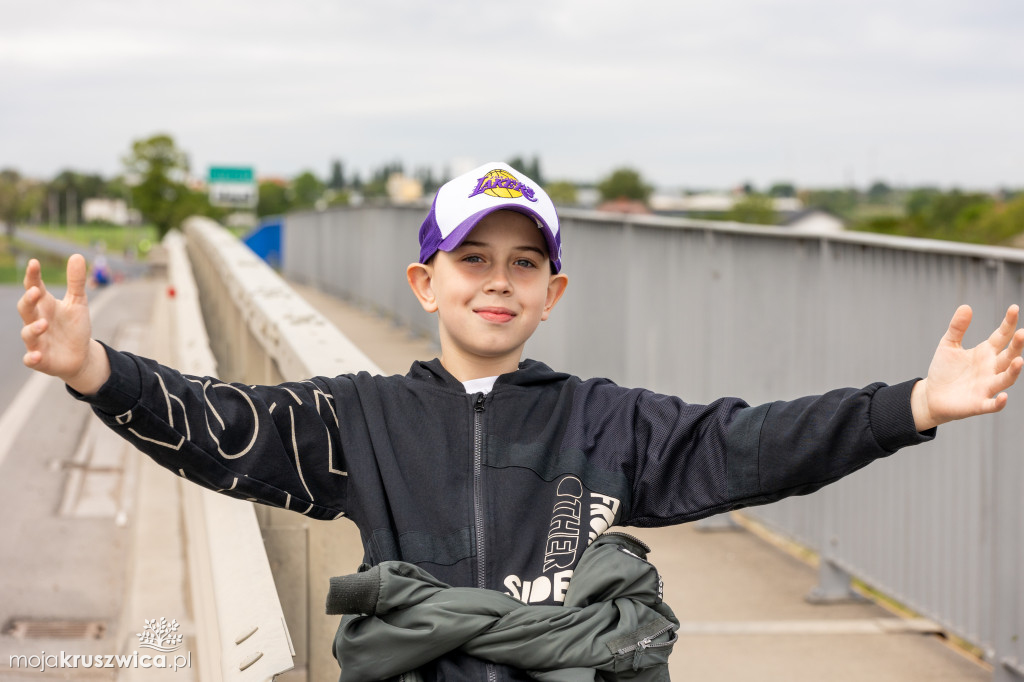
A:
911 304 1024 431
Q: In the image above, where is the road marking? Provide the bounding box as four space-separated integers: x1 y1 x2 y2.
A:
0 287 115 472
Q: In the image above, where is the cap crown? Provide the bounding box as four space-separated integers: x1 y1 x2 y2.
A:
419 162 562 272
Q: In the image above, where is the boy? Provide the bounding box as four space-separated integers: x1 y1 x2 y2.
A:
16 162 1024 681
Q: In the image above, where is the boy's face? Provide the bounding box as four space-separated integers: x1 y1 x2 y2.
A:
407 210 569 378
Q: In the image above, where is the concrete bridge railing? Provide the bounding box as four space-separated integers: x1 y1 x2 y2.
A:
164 230 295 681
180 217 379 681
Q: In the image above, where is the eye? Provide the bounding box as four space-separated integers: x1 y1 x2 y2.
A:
514 258 537 269
462 254 484 264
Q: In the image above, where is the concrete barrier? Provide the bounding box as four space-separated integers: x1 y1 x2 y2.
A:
165 231 295 681
181 217 378 682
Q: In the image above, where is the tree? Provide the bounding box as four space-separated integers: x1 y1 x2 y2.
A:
414 166 439 194
727 194 777 225
328 159 346 191
361 162 403 200
597 168 652 203
544 181 578 206
0 169 44 238
257 180 292 217
803 188 859 220
507 156 543 184
866 181 892 203
122 133 192 239
291 171 326 209
47 170 110 225
768 182 796 198
900 188 993 240
970 193 1024 244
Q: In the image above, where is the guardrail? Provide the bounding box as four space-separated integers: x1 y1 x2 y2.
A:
165 231 295 681
283 205 1024 681
181 216 379 682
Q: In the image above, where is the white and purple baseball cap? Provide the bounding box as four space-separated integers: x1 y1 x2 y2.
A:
418 162 562 272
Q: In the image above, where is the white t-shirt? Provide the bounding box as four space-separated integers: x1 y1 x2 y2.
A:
462 376 498 395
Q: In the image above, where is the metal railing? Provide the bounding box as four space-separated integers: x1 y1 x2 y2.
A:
181 217 379 682
282 205 1024 680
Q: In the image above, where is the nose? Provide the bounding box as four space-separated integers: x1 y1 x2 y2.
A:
484 263 513 295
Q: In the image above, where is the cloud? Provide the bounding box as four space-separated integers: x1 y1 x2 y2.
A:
0 0 1021 187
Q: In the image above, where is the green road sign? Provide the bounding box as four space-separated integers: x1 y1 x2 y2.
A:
209 167 254 183
208 166 257 208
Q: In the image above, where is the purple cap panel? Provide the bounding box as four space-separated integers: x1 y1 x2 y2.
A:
420 204 562 272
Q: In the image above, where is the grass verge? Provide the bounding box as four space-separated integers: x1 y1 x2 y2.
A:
0 234 69 285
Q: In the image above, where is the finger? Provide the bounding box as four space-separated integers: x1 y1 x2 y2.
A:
943 304 972 347
22 350 42 368
16 286 42 324
65 254 88 303
20 318 48 349
22 258 44 293
987 304 1020 349
991 356 1024 395
995 329 1024 372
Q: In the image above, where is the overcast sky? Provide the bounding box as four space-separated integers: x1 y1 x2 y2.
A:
2 0 1021 190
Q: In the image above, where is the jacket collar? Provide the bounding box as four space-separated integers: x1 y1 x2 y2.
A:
408 358 569 392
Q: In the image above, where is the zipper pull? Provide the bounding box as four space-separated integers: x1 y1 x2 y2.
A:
632 636 652 671
474 394 486 412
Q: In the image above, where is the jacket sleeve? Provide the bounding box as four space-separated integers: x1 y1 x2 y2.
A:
68 343 351 520
568 378 935 527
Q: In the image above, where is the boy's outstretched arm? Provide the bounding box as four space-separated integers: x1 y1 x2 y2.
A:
911 304 1024 431
17 255 111 395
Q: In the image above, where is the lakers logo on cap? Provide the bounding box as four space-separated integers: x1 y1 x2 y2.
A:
469 169 539 203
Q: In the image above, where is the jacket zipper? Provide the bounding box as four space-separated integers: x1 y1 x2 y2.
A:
473 394 487 589
472 394 498 682
614 621 678 672
604 531 652 554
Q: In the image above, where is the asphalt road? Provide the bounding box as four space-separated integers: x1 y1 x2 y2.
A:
0 279 158 678
0 284 66 416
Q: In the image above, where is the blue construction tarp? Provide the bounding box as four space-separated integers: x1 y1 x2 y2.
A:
243 217 282 268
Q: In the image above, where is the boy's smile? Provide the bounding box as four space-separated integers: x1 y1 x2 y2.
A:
407 210 569 382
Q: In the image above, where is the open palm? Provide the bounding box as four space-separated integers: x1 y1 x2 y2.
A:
18 255 94 381
915 304 1024 429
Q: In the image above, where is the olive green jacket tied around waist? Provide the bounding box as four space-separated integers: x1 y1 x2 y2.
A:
327 533 680 681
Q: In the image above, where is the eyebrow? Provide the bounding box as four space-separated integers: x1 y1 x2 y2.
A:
459 240 547 257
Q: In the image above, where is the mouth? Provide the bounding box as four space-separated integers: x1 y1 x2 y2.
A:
475 307 517 323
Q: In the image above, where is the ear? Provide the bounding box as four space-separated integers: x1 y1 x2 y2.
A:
406 262 438 313
541 273 569 321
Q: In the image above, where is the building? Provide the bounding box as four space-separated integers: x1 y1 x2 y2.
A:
777 208 846 233
82 198 140 225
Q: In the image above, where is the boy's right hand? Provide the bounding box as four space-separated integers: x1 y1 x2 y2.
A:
17 255 110 395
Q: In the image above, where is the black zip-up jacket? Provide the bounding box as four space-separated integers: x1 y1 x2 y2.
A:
75 346 934 681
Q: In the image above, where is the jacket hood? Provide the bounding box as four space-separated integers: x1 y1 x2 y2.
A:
408 358 572 392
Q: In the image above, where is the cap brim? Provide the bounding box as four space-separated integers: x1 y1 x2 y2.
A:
435 205 561 272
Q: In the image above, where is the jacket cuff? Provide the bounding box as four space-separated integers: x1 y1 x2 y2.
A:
869 379 936 451
65 342 143 416
326 565 381 615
